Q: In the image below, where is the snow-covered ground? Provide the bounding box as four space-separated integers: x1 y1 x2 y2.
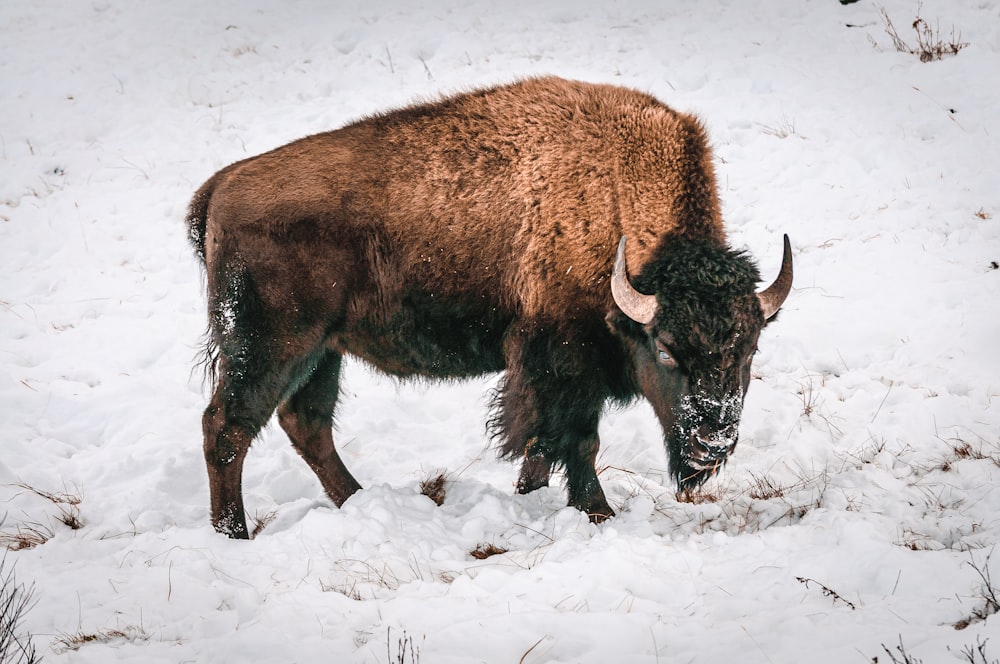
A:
2 1 999 662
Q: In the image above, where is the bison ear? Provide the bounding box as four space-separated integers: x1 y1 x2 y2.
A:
611 237 658 325
758 234 793 319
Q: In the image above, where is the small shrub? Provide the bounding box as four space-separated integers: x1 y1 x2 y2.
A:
386 628 422 664
0 554 41 664
878 636 923 664
954 550 999 630
956 637 998 664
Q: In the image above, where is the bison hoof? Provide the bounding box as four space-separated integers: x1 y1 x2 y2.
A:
587 506 615 524
213 507 250 539
573 493 615 523
215 522 250 539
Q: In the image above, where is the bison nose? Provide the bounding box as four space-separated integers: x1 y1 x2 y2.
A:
689 426 737 464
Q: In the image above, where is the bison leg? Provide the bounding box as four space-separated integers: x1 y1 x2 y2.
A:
277 350 362 507
516 451 551 494
495 332 615 523
203 362 284 539
516 437 612 522
564 430 614 523
202 264 344 537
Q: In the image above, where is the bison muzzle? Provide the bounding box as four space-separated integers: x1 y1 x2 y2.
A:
187 76 792 538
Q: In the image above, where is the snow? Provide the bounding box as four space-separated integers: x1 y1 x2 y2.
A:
2 0 999 662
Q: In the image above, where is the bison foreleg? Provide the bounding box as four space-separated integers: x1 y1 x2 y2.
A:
516 447 551 494
277 350 361 507
564 431 614 523
495 331 615 522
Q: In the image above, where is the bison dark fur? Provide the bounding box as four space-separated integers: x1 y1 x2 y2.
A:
187 76 792 538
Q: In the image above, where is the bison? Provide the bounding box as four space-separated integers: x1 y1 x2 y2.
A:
187 76 792 539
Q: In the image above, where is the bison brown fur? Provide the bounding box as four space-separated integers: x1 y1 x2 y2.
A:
187 76 792 538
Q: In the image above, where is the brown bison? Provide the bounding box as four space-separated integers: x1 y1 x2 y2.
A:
187 76 792 538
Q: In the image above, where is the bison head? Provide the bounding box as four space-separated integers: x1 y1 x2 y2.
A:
609 234 792 493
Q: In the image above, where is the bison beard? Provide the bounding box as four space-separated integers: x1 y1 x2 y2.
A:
188 76 791 538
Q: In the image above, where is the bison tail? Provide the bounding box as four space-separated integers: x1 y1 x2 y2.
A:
187 170 228 386
185 175 217 264
193 329 221 391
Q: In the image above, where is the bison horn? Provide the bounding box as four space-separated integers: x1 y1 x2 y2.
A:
611 236 658 325
758 234 793 320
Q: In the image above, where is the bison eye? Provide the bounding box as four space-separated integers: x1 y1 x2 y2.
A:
657 349 677 368
654 338 678 368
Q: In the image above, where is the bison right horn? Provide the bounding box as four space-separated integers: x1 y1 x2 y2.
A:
611 236 658 325
757 234 793 320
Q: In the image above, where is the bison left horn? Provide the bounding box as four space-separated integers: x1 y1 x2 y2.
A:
611 236 657 325
757 234 793 320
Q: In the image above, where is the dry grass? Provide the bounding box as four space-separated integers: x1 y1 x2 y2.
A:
935 435 1000 473
470 543 509 560
796 576 857 610
795 372 844 441
419 473 448 506
756 116 800 139
14 482 83 530
52 625 150 653
4 482 83 545
321 558 406 601
746 473 787 501
321 579 363 601
873 4 969 62
12 483 81 508
662 466 831 536
952 440 1000 467
0 523 53 552
1 482 86 550
675 485 720 505
250 509 277 539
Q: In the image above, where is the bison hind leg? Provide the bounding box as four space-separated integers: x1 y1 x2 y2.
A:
202 258 357 537
201 265 294 538
202 346 297 540
277 349 362 507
